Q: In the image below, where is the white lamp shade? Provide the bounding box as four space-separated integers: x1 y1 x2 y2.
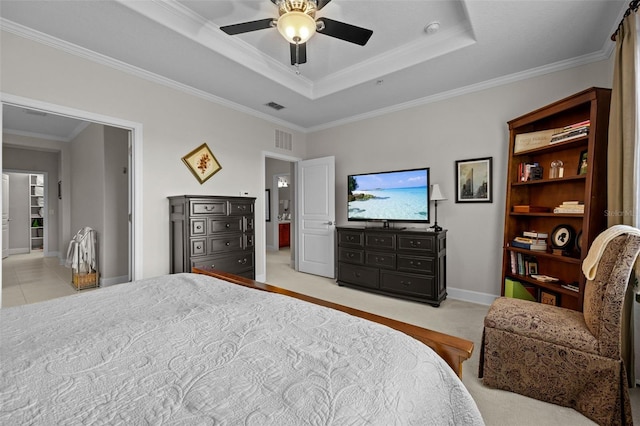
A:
277 11 316 44
431 184 447 201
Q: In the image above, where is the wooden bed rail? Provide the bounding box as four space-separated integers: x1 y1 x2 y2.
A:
193 268 474 378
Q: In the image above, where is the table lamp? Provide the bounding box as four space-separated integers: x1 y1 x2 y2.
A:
430 184 446 232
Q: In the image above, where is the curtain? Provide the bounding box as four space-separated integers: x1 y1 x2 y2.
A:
608 10 639 386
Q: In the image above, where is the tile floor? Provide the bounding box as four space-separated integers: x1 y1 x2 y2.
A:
2 252 81 308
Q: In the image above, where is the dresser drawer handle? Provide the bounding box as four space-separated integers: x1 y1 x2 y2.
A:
195 245 202 250
238 258 247 265
210 264 215 268
347 253 354 258
400 280 412 287
196 225 202 230
204 206 215 211
225 223 231 228
225 242 230 246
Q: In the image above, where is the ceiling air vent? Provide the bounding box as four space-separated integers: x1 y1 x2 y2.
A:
266 101 285 111
275 129 292 151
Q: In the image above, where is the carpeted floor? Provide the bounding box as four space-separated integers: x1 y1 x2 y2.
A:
266 248 640 426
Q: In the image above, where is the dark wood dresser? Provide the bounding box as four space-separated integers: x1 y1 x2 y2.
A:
169 195 256 279
336 226 447 306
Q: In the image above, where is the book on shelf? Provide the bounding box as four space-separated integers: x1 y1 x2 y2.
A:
518 162 543 181
531 274 559 283
513 128 563 153
554 201 584 214
562 120 590 130
522 231 548 240
510 253 539 275
512 240 547 251
549 125 589 144
554 207 584 214
513 205 551 213
561 283 580 292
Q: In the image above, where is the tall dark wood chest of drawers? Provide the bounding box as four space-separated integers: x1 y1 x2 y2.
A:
169 195 256 279
336 226 446 306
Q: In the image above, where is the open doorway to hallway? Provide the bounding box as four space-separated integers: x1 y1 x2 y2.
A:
265 156 296 281
2 101 136 306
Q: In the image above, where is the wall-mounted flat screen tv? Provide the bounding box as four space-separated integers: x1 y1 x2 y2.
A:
347 168 430 223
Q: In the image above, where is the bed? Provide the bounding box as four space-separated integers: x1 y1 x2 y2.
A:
0 271 483 425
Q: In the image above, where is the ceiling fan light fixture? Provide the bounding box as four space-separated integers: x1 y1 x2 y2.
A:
277 11 316 43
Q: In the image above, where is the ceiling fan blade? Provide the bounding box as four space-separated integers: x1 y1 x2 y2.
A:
317 17 372 46
316 0 333 10
220 18 274 35
290 42 307 65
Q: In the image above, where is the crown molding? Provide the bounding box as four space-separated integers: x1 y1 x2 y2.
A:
116 0 478 101
308 48 613 132
115 0 314 97
0 19 307 133
2 128 69 142
313 22 476 99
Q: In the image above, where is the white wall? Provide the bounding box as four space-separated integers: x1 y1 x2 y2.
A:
70 123 105 258
0 30 307 280
0 28 615 301
306 59 615 303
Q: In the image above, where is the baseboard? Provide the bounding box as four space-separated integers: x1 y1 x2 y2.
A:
8 248 29 255
100 275 129 287
447 286 498 306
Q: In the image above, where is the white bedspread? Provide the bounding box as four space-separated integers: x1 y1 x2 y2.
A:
0 273 483 425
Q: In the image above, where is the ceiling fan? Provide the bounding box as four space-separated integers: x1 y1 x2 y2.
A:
219 0 373 67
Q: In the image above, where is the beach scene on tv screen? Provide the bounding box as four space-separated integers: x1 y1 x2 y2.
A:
348 170 429 220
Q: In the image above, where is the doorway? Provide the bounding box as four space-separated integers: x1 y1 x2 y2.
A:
3 171 48 256
1 96 143 306
264 153 299 282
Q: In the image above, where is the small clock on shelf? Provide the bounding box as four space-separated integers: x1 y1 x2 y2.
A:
551 224 576 256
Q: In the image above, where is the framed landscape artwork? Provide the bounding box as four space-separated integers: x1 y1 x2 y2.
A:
455 157 493 203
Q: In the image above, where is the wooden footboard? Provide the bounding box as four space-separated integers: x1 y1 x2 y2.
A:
193 268 474 378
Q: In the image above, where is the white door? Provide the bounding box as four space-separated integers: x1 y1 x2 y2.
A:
2 174 9 258
296 156 335 278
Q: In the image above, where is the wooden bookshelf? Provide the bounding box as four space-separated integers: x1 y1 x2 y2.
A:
501 87 611 311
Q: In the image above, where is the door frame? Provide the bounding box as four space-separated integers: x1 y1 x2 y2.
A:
0 93 143 282
261 151 301 282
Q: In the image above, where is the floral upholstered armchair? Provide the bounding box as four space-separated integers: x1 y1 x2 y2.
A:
479 226 640 426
